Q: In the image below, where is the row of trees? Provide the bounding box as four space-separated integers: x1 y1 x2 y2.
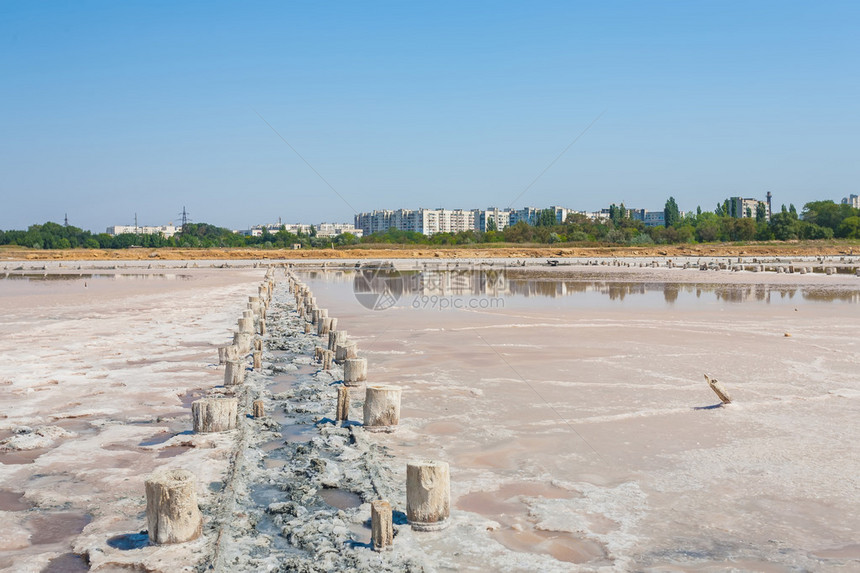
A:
1 200 857 250
357 199 860 245
0 221 361 250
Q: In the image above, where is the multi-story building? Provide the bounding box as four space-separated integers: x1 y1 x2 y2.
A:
240 222 362 238
728 196 771 221
842 194 859 208
106 224 179 238
355 205 594 236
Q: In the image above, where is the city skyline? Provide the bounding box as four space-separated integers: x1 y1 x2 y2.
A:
2 2 859 231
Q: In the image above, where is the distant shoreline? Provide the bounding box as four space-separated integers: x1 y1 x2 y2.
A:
1 241 858 261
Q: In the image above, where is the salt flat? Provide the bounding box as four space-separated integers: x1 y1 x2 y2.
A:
1 260 858 572
298 262 860 571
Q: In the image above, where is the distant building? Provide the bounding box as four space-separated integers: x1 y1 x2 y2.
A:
728 196 771 221
239 223 362 238
106 224 179 238
842 194 859 208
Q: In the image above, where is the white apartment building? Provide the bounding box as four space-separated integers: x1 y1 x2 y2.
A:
240 222 362 238
842 194 859 208
106 224 179 238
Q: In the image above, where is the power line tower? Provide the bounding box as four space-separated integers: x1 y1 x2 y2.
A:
179 206 190 232
64 213 69 227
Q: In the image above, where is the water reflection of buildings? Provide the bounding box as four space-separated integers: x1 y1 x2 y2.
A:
302 268 860 305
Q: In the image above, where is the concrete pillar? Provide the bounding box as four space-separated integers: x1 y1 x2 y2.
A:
252 399 265 418
363 385 401 432
406 461 450 531
371 500 393 551
343 358 367 386
192 397 238 433
336 386 350 423
145 469 203 544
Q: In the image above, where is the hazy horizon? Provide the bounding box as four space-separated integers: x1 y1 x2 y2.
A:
2 1 858 232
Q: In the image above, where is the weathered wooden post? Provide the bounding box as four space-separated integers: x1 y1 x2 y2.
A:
335 341 357 363
224 360 245 386
254 338 263 352
253 351 262 370
304 322 312 334
234 331 251 355
217 346 228 365
704 374 732 404
192 397 238 433
258 318 266 335
336 386 350 423
406 461 450 531
145 469 203 544
252 399 265 418
322 349 334 371
363 385 401 432
318 317 335 337
371 500 393 551
343 358 367 386
328 329 347 352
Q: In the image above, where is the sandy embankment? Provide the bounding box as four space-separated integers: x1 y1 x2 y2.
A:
1 240 858 262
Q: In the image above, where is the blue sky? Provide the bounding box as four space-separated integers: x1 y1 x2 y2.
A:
1 1 858 232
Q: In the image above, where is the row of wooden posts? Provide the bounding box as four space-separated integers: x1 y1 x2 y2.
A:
144 269 276 545
289 273 451 550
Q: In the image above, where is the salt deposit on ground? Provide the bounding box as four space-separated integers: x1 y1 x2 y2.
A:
1 258 858 572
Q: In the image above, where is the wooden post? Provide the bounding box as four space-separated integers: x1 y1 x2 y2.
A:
252 399 265 418
254 338 263 352
253 351 262 370
258 318 266 335
371 500 393 551
304 322 312 334
224 360 245 386
328 329 347 352
406 461 450 531
335 341 357 363
192 397 238 433
343 358 367 386
145 469 203 544
704 374 732 404
322 349 334 371
318 317 335 337
217 346 228 365
336 386 350 423
363 385 401 432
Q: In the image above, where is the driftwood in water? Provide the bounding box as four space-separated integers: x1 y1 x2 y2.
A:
704 374 732 404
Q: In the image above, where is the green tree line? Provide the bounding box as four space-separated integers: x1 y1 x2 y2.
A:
1 200 858 250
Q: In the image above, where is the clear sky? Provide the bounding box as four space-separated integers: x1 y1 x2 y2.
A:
1 1 858 232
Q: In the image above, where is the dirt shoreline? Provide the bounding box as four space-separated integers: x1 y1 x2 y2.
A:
1 241 858 261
